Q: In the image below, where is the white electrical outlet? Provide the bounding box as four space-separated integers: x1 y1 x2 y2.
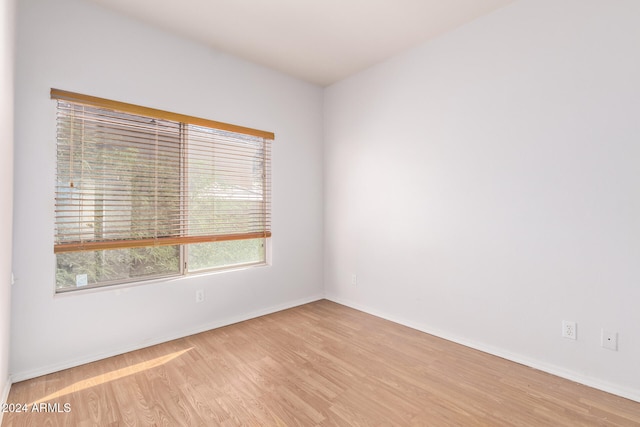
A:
562 320 577 340
601 329 618 351
196 289 205 303
351 274 357 286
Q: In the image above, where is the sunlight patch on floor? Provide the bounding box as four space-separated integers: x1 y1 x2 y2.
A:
30 347 193 405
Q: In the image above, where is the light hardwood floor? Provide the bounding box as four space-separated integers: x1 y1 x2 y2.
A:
3 300 639 426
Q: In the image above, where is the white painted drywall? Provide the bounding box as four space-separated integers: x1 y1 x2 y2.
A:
324 0 640 400
11 0 324 378
0 0 15 411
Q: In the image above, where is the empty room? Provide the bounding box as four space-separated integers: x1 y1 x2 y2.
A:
1 0 639 425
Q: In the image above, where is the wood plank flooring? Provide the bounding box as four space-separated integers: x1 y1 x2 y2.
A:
3 300 639 426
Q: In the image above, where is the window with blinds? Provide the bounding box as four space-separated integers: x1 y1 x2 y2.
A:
52 89 273 292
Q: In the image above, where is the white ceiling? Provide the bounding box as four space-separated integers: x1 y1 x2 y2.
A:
84 0 513 86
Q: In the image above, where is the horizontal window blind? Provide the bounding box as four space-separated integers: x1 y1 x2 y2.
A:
52 89 272 254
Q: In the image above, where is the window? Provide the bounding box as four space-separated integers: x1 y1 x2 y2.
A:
52 89 273 292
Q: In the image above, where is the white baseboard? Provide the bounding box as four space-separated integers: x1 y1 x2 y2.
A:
0 375 11 425
326 295 640 404
11 294 324 383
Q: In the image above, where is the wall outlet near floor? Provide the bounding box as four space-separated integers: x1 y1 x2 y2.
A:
562 320 577 340
351 274 357 286
601 329 618 351
196 289 205 303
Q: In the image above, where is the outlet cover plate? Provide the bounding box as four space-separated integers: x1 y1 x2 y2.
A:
601 329 618 351
196 289 205 303
562 320 577 340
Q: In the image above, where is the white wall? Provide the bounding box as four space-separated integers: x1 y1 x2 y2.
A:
12 0 324 379
324 0 640 400
1 0 15 411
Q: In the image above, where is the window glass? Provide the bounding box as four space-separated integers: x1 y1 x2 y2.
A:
188 239 265 272
52 90 272 292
